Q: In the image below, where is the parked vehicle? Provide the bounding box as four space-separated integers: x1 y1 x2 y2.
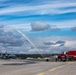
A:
58 50 76 61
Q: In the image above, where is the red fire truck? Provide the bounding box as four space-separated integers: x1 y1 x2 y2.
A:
58 50 76 61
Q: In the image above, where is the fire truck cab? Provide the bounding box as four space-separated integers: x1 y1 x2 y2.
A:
58 50 76 61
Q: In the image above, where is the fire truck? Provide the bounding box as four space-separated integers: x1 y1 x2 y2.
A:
58 50 76 61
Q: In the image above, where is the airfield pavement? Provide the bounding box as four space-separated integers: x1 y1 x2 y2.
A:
0 59 76 75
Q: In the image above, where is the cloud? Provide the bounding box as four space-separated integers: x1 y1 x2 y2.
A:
0 35 24 46
59 43 65 46
49 20 76 28
0 35 76 54
31 21 50 31
31 21 60 31
0 0 76 30
44 40 65 47
29 36 71 53
71 27 76 32
50 25 60 31
55 40 65 46
0 25 4 28
44 41 54 45
55 40 65 44
0 27 24 47
0 0 76 54
6 40 24 46
0 25 6 36
0 0 76 15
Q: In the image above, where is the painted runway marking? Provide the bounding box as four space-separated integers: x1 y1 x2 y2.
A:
38 73 44 75
37 62 73 75
57 66 63 69
49 68 56 72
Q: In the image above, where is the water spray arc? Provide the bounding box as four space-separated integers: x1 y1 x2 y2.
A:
16 29 44 58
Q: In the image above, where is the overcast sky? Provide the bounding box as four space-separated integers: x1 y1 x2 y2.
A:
0 0 76 54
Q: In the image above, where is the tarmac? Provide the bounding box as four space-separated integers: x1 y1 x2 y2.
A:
0 59 76 75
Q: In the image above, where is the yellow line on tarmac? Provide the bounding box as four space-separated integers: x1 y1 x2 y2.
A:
49 65 64 72
57 66 63 69
49 68 57 72
38 62 73 75
38 73 44 75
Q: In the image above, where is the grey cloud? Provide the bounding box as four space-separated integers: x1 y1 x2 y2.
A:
0 30 5 36
0 27 24 47
31 21 50 31
7 42 23 46
55 40 65 46
44 41 55 45
0 25 4 28
44 40 65 46
0 25 5 36
11 36 76 54
55 40 65 44
0 36 24 46
71 27 76 32
37 45 50 49
50 25 60 32
59 43 65 46
10 30 23 38
31 21 60 32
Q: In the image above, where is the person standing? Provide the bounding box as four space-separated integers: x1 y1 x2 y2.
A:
55 55 58 62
